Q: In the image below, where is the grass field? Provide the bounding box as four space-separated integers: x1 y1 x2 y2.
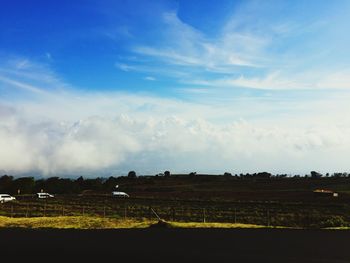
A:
168 221 273 229
1 194 349 228
0 216 269 229
1 176 350 228
0 216 153 229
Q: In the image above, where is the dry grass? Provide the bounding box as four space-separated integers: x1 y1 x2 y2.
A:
168 221 268 228
324 227 350 230
0 216 155 229
0 216 284 229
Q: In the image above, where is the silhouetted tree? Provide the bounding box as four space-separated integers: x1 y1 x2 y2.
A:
104 176 119 190
83 178 104 192
44 177 61 193
128 171 137 178
310 171 322 178
0 175 14 192
12 177 35 194
76 176 84 187
164 171 171 177
256 172 271 178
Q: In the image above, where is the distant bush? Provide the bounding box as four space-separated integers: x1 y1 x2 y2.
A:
319 216 348 228
128 171 137 178
310 171 322 178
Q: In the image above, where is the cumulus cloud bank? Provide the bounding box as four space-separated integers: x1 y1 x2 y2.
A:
1 89 350 177
1 57 350 177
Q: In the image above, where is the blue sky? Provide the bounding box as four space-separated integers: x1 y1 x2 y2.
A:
1 0 350 176
2 0 350 95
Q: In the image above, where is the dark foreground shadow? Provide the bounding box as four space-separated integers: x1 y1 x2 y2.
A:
0 228 349 263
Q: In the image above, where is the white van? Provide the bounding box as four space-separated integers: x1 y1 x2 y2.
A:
36 192 54 199
112 191 129 197
0 194 16 203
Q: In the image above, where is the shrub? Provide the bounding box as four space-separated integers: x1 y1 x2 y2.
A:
319 216 348 228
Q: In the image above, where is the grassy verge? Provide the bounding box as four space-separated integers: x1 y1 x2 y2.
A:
0 216 275 229
324 227 350 230
0 216 154 229
168 221 269 228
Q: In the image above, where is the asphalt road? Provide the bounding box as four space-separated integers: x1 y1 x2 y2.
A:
0 228 349 262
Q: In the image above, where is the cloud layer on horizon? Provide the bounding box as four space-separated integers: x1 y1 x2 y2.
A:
1 82 350 177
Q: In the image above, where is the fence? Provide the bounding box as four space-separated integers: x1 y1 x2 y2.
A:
0 196 349 228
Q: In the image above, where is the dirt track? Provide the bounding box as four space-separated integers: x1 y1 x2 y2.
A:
1 228 349 262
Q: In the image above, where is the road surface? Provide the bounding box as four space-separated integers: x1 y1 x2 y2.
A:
0 228 349 262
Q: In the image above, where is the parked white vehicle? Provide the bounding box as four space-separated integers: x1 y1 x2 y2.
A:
0 194 16 203
36 192 54 199
112 191 129 197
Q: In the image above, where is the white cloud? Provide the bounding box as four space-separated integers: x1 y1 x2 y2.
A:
0 75 48 94
188 69 350 90
0 57 70 93
115 62 134 72
144 76 156 81
1 57 350 176
132 11 262 71
1 76 350 176
315 70 350 89
1 103 350 176
120 4 350 91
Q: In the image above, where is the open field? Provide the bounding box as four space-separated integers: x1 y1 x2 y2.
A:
0 216 153 229
3 175 350 202
1 176 350 228
1 194 349 228
0 215 268 229
118 175 350 202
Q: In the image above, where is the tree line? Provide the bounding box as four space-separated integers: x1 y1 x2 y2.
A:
0 170 349 195
0 175 122 195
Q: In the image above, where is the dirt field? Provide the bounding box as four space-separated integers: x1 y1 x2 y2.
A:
0 228 349 262
1 193 349 228
1 176 350 228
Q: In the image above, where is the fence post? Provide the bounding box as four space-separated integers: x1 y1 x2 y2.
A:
26 203 29 218
103 206 106 218
124 205 127 220
62 205 64 216
150 207 161 221
267 209 270 227
172 207 175 221
82 206 85 216
44 203 46 217
11 205 13 218
203 208 206 223
148 206 152 219
234 208 237 224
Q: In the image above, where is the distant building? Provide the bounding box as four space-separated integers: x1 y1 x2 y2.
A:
313 189 339 197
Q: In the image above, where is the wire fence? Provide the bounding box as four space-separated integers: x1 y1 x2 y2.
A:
0 196 349 228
